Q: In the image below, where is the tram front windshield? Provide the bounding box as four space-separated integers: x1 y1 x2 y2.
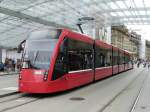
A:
23 29 61 70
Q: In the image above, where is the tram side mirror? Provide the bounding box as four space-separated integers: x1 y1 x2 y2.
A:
17 40 26 53
17 44 23 53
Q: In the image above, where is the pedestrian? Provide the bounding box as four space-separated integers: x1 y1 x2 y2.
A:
143 62 146 68
148 62 150 69
137 61 140 68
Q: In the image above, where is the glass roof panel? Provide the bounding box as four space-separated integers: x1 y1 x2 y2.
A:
144 0 150 7
124 0 135 8
138 11 146 15
0 13 8 19
115 1 127 9
98 3 110 10
124 11 132 16
110 12 118 16
135 18 142 21
134 0 144 8
0 0 150 48
107 2 118 9
0 0 46 11
123 18 129 21
117 12 124 16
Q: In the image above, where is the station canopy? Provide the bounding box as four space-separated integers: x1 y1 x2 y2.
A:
0 0 150 48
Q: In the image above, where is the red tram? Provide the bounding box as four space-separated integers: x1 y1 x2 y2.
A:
18 29 133 93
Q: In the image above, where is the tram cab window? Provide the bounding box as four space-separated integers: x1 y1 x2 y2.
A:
95 45 112 68
67 38 93 71
23 29 62 70
52 38 68 80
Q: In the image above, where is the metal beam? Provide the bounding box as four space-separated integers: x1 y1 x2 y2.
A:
105 19 150 26
95 7 150 14
97 15 150 26
0 6 77 30
112 15 150 19
99 0 124 2
113 20 150 24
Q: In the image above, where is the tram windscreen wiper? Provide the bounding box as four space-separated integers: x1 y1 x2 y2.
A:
33 51 39 65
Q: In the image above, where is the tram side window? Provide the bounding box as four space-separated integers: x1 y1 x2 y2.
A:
124 55 127 64
125 55 129 64
52 39 68 80
112 50 118 65
95 45 112 68
122 53 125 64
124 54 132 65
68 39 93 71
119 52 122 64
127 55 131 64
121 52 125 64
129 55 133 64
119 52 124 65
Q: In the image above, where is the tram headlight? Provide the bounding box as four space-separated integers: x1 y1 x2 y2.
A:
43 71 48 81
34 70 44 75
33 70 48 81
19 71 22 80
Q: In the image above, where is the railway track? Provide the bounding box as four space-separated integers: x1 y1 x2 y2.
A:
98 69 148 112
129 70 149 112
0 73 18 77
0 92 43 112
0 98 41 112
0 92 19 98
0 92 26 104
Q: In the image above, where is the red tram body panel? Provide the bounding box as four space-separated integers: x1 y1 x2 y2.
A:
95 40 112 80
18 29 133 93
112 46 119 75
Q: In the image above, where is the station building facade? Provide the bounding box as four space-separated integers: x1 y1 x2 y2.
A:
111 26 141 59
145 40 150 59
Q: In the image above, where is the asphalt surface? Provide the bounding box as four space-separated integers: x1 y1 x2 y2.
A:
0 68 149 112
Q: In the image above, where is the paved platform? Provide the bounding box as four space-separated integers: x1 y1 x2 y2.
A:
132 69 150 112
0 71 18 76
0 74 18 96
0 68 149 112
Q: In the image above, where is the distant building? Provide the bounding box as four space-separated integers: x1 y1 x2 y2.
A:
111 26 141 59
145 40 150 59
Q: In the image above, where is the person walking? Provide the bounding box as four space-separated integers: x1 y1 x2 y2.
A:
137 61 140 68
148 61 150 69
